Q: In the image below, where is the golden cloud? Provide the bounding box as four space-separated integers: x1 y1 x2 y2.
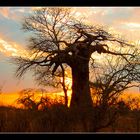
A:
0 38 28 58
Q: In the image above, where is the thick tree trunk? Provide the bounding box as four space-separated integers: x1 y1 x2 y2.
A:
70 59 93 110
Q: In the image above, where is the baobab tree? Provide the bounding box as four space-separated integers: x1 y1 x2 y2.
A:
13 8 135 112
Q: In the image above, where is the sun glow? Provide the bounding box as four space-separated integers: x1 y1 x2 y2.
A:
0 93 19 107
0 90 72 109
60 76 72 89
1 89 140 110
0 74 73 108
60 73 72 106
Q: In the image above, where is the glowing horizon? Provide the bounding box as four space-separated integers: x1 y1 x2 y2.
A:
0 7 140 94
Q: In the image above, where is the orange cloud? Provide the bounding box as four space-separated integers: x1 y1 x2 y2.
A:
0 8 10 19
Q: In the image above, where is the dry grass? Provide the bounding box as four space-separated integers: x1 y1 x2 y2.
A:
0 103 140 132
0 104 89 132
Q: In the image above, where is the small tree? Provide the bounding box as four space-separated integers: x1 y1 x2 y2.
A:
17 88 49 110
89 48 140 131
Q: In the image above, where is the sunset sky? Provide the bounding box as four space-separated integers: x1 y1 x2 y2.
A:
0 7 140 95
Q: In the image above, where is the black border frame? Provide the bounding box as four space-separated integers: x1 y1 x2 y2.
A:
0 0 140 137
0 0 140 6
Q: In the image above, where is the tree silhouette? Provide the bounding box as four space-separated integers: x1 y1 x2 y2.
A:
17 88 52 110
13 8 135 112
90 48 140 110
89 49 140 131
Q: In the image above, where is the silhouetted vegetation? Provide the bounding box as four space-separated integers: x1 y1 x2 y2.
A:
8 7 140 132
0 94 140 132
89 51 140 131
